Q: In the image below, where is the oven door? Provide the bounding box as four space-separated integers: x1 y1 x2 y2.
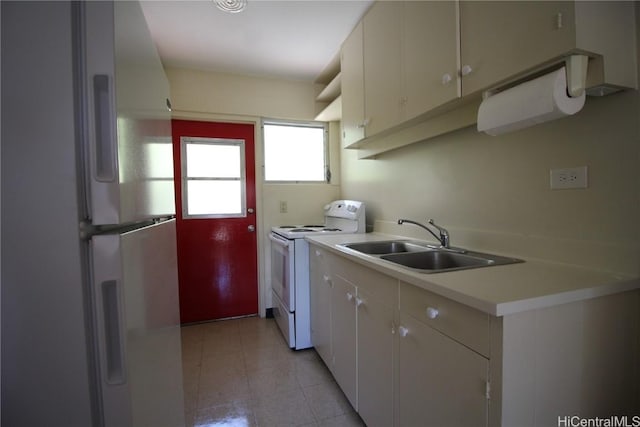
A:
269 232 295 311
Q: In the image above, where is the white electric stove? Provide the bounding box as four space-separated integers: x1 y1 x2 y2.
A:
269 200 365 349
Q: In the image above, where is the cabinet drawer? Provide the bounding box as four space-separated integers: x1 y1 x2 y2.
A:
399 282 489 357
333 256 397 304
310 245 333 275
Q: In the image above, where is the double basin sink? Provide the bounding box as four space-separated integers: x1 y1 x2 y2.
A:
338 240 523 273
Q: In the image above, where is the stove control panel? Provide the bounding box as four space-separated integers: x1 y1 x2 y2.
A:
324 200 364 220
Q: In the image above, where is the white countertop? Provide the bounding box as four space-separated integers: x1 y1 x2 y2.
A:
306 232 640 317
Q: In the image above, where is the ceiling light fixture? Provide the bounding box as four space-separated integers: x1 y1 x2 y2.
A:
214 0 247 14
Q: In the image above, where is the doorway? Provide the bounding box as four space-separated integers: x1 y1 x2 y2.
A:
171 119 258 323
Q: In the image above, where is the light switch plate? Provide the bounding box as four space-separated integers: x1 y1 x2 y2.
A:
550 166 588 190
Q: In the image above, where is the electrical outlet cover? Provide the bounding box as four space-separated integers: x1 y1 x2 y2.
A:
550 166 588 189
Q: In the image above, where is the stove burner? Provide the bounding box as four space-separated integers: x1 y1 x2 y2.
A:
322 228 341 231
303 225 325 228
290 228 316 232
280 226 297 229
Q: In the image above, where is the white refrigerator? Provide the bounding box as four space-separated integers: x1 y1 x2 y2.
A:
1 1 185 426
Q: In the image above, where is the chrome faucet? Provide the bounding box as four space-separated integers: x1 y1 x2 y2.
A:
397 218 451 248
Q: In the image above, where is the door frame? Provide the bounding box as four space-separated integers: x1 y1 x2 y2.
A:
171 112 267 318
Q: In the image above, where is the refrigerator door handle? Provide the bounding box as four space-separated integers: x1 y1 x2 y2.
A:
100 280 126 385
92 74 117 182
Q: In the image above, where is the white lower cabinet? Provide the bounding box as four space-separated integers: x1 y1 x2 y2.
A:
309 249 332 366
397 312 489 427
397 280 490 426
356 287 394 427
310 245 483 426
308 243 640 427
309 244 396 424
330 274 358 408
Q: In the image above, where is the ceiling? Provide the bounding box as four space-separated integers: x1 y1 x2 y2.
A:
140 0 373 82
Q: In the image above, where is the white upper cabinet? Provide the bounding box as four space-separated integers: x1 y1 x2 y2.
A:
341 21 366 148
344 1 460 146
403 1 460 120
363 1 461 133
459 1 637 96
339 0 638 153
362 1 403 137
459 1 577 96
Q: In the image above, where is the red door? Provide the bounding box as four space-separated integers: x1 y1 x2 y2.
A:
172 119 258 323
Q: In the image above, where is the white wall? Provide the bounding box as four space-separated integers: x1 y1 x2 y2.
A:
167 56 640 309
166 67 340 313
341 90 640 276
340 5 640 277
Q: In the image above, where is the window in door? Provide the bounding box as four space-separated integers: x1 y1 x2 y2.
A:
263 120 329 182
180 137 246 218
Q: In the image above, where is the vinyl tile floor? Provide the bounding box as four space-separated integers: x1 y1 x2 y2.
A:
181 316 365 427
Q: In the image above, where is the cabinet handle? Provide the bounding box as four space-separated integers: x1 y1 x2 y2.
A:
441 73 453 85
346 292 354 302
323 275 332 287
357 118 370 129
355 297 364 308
426 307 439 319
398 326 409 338
461 65 473 77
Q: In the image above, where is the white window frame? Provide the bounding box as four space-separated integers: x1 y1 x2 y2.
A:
262 119 330 183
180 136 247 219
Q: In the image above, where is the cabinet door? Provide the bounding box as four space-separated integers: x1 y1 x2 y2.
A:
398 313 488 427
403 1 460 120
309 247 332 366
331 274 357 408
341 21 365 148
356 288 394 427
460 1 575 95
363 1 403 137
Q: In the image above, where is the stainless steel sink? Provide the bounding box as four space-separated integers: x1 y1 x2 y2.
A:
340 240 430 255
339 240 523 273
381 251 493 271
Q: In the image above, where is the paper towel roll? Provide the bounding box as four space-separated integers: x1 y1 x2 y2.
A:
477 67 585 136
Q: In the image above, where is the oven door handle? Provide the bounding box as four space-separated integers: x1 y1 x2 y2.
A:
269 232 291 247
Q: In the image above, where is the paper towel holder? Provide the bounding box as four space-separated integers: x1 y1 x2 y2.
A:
482 54 589 101
565 54 589 98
